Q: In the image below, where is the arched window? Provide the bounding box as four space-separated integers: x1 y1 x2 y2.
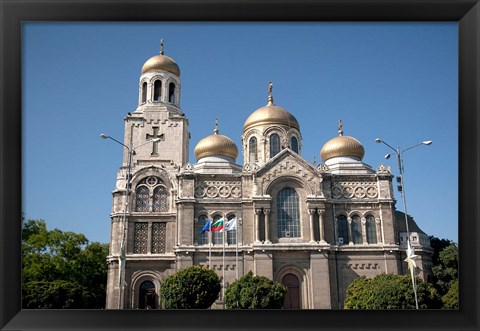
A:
291 136 299 153
135 176 168 212
135 186 150 212
270 133 281 158
226 214 237 245
139 281 156 309
366 215 377 244
153 186 168 212
168 82 175 103
249 137 258 162
352 215 363 244
212 214 224 245
141 82 148 103
153 80 162 101
196 215 209 245
337 215 349 245
277 188 300 238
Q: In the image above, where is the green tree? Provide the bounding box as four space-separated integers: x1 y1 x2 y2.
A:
22 219 109 309
343 273 441 309
224 271 287 309
441 280 458 309
160 265 221 309
431 243 458 308
431 243 458 294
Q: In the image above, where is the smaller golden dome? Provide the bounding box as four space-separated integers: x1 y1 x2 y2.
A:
194 120 239 161
243 82 299 132
141 41 180 76
320 120 365 162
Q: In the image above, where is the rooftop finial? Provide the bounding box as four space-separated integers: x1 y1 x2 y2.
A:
338 119 344 136
214 117 219 135
160 39 165 55
267 81 274 105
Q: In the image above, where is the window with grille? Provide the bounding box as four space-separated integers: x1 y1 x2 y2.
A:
135 177 168 212
337 215 349 244
270 133 281 158
366 215 377 244
277 188 300 238
135 186 150 212
151 222 166 253
134 222 148 254
153 186 167 212
352 215 363 244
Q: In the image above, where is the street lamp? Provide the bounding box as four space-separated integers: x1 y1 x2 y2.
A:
100 133 160 309
375 138 432 309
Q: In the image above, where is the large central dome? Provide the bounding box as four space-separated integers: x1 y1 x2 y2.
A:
243 103 300 132
243 82 299 132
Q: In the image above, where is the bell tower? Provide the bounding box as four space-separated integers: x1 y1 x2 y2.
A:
122 40 189 168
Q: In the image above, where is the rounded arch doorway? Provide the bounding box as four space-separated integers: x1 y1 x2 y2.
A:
139 280 157 309
282 273 300 309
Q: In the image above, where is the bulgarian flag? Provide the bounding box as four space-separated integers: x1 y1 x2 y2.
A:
210 218 224 232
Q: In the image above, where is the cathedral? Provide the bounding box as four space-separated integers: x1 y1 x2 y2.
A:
105 43 433 309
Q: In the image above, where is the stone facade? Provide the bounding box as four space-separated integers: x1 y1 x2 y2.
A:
105 48 433 309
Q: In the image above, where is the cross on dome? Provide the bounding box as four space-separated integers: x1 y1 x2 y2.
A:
160 39 164 55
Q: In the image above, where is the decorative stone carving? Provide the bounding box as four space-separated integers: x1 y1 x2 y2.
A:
331 182 378 200
194 181 242 199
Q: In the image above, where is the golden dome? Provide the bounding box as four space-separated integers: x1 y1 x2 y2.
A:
243 82 300 132
141 41 180 76
194 120 239 161
141 54 180 76
320 120 365 162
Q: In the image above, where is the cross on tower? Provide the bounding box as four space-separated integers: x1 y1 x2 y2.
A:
146 127 163 156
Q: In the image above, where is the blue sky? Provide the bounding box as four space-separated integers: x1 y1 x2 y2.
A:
23 22 458 244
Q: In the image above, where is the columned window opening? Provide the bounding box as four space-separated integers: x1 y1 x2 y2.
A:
141 82 147 103
249 137 258 162
153 80 162 101
270 133 281 158
226 214 237 245
276 188 300 238
337 215 349 245
366 215 377 244
291 136 299 153
352 215 363 244
168 82 175 103
196 215 209 245
212 214 224 245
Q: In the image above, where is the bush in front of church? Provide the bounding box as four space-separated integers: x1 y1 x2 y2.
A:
343 273 441 309
160 265 221 309
224 271 287 309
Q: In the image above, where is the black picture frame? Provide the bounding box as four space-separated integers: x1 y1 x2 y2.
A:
1 1 478 330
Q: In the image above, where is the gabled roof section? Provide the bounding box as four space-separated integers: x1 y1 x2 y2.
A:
255 148 320 178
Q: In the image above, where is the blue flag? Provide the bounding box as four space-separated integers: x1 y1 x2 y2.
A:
200 219 212 233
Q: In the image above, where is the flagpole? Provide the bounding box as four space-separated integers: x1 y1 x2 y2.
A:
209 218 212 269
235 218 239 280
222 214 226 306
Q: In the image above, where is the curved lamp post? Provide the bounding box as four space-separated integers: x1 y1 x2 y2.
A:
100 133 159 309
375 138 432 309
